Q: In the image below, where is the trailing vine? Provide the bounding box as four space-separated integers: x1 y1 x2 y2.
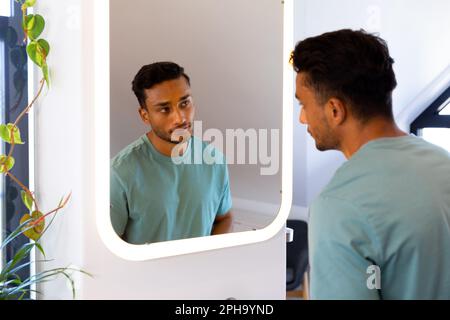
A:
0 0 89 300
0 0 69 240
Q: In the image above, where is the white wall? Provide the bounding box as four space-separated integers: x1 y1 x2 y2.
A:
293 0 450 207
31 0 450 300
110 0 283 206
33 0 286 300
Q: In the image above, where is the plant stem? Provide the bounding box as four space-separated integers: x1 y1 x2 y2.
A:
12 77 46 140
32 193 72 227
2 78 44 170
1 78 45 213
5 171 40 213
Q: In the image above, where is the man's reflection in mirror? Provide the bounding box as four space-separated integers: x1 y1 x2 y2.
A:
110 62 233 244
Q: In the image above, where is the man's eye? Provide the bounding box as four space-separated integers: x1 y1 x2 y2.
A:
160 107 170 113
180 100 190 108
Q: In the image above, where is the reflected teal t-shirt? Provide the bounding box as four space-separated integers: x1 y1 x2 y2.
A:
309 135 450 299
110 134 232 244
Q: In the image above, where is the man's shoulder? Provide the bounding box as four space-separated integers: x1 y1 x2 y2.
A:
322 136 443 192
111 136 148 171
316 135 450 216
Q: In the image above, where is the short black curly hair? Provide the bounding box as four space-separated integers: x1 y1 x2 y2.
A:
132 61 191 108
290 29 397 121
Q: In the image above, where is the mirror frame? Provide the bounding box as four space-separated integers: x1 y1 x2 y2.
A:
94 0 294 261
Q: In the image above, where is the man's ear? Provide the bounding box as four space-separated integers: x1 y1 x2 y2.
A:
138 106 150 125
325 98 347 127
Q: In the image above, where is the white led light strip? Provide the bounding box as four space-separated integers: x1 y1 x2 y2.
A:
94 0 294 261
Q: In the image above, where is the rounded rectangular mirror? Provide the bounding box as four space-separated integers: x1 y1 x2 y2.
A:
94 0 294 260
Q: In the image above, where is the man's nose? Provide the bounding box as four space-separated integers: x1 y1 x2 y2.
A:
299 107 307 124
172 106 185 125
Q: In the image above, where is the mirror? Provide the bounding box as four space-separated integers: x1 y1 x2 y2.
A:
94 0 293 259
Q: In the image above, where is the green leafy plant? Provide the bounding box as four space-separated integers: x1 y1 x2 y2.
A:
0 0 90 300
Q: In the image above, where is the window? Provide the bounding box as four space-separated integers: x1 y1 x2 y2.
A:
411 86 450 152
0 18 5 272
0 0 11 18
438 98 450 115
0 0 30 285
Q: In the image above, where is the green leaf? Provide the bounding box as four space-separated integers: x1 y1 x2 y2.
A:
0 124 25 144
8 124 25 144
26 41 40 67
25 0 36 7
26 39 50 68
18 292 27 300
34 242 46 258
42 62 50 87
23 14 35 33
37 39 50 57
21 190 33 211
28 14 45 40
19 213 36 240
0 155 15 173
2 242 36 276
19 211 45 241
0 125 9 143
1 218 34 251
31 211 45 234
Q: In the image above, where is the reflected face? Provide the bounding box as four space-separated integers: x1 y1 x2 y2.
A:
295 73 339 151
139 77 195 144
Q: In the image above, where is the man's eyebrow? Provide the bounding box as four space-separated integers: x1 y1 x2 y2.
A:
153 101 171 108
152 94 191 108
178 94 191 102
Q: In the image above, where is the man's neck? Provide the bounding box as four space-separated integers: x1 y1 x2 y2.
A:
147 131 176 157
340 117 407 159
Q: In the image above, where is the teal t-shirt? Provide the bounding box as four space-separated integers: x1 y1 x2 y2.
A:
110 134 232 244
309 135 450 299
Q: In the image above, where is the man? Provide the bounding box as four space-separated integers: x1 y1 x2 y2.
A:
291 29 450 299
110 62 233 244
